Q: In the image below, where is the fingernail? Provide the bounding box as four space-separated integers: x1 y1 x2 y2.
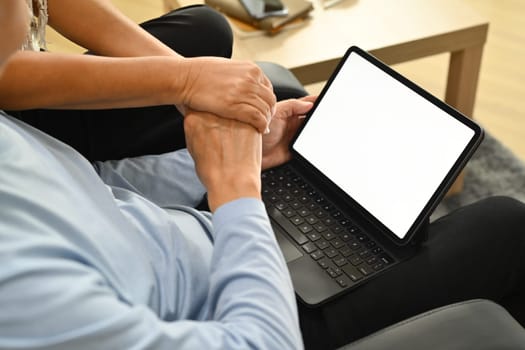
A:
264 126 271 134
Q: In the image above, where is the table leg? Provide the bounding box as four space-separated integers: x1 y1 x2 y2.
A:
445 44 484 118
444 44 485 195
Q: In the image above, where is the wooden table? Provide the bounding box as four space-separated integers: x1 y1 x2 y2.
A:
165 0 488 193
165 0 487 119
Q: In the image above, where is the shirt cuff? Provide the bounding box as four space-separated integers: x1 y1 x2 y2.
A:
212 198 268 232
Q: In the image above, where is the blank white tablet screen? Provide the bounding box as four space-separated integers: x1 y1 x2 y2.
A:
293 52 474 239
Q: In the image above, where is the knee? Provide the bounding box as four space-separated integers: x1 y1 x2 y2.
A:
434 196 525 244
474 196 525 218
168 5 233 57
464 196 525 240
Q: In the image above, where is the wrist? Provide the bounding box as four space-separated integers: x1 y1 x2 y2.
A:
161 56 191 106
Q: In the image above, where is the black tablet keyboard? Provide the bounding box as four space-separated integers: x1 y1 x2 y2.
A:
262 165 396 287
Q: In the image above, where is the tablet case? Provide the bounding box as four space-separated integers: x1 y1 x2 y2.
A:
205 0 313 34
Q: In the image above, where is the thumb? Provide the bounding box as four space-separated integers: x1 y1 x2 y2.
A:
275 99 314 119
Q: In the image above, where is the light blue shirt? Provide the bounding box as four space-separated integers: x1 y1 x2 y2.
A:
0 111 302 349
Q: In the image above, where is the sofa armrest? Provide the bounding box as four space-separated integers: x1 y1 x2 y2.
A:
339 299 525 350
256 61 308 101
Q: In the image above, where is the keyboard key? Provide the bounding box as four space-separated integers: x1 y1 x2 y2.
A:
350 255 363 266
275 188 286 196
365 256 378 265
379 253 395 265
291 216 305 225
298 208 310 217
339 218 351 226
333 255 347 267
339 245 353 257
325 248 338 258
331 238 344 249
282 208 295 218
372 246 383 255
342 265 363 281
314 209 326 218
290 188 301 196
299 195 310 203
365 241 377 248
347 226 360 234
311 250 325 260
267 180 278 188
335 275 351 288
326 267 342 278
291 201 302 210
313 223 327 233
318 258 330 269
373 262 385 271
304 203 316 211
322 217 336 226
315 197 326 205
299 224 314 234
299 182 310 190
358 249 372 258
306 232 321 241
302 242 317 253
322 204 335 213
358 264 375 276
315 240 330 250
356 234 370 242
349 242 362 251
305 215 319 225
321 230 336 241
332 225 344 234
275 202 287 210
340 233 352 242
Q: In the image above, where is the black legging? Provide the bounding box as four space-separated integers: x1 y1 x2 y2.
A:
12 5 233 162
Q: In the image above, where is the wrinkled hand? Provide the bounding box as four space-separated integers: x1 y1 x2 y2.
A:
184 109 263 212
262 96 316 170
180 57 276 133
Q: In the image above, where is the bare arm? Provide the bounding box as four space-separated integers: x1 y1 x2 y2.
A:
47 0 178 57
0 0 275 132
0 51 184 110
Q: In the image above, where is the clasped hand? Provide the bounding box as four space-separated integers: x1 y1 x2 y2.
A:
184 96 315 212
179 57 277 133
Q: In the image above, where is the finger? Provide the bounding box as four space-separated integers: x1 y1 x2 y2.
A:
228 89 275 132
274 99 314 119
300 95 318 103
257 81 277 119
230 102 270 133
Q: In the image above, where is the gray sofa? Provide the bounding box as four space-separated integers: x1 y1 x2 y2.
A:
340 299 525 350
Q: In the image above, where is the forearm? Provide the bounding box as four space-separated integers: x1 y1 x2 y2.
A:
0 51 189 110
47 0 179 58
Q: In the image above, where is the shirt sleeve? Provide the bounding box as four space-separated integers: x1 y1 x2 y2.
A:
0 199 303 350
92 149 206 208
